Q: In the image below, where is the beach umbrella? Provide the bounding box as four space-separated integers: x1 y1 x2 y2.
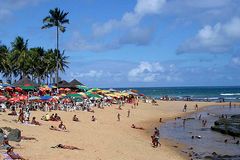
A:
86 92 102 99
65 88 71 91
78 92 88 98
109 88 117 92
66 93 81 98
40 95 52 100
28 96 40 101
8 97 20 103
76 85 89 91
74 97 83 102
19 95 28 101
15 87 23 92
89 88 101 93
0 96 7 102
48 97 58 102
5 86 13 91
21 86 36 90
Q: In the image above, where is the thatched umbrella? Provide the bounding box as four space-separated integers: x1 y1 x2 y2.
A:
13 77 38 87
69 79 84 88
58 80 70 88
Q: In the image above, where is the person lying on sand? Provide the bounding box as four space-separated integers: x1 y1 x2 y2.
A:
58 121 66 130
21 136 37 141
31 117 41 125
49 125 68 132
41 113 50 121
73 115 79 122
131 124 144 130
51 144 82 150
6 147 26 160
8 110 17 116
54 113 61 121
0 135 12 150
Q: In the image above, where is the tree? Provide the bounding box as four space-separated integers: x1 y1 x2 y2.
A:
41 8 69 86
11 36 30 79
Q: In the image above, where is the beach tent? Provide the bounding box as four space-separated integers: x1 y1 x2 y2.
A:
58 80 70 88
69 79 84 88
13 77 38 87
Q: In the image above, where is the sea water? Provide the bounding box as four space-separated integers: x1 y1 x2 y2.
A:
160 106 240 159
115 86 240 102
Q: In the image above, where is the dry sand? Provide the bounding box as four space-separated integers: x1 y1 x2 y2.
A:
0 101 237 160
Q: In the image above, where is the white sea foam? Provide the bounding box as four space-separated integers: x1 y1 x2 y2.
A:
220 93 240 96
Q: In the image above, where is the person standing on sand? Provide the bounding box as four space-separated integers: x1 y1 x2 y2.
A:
127 109 130 117
195 104 198 110
183 104 187 112
117 113 121 121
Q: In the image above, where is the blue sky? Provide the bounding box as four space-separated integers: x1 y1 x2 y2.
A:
0 0 240 87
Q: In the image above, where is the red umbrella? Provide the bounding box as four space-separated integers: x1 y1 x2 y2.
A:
8 97 20 103
0 96 7 102
48 98 58 103
19 95 28 101
65 88 71 91
15 87 23 92
5 86 13 91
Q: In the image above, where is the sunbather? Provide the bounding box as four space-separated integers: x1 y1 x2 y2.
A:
131 124 144 130
31 117 41 125
73 115 79 122
58 121 66 130
6 147 26 160
51 144 82 150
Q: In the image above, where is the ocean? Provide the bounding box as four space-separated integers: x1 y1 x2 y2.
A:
115 86 240 102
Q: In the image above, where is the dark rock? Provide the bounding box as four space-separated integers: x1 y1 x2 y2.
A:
0 128 3 133
7 128 21 142
211 115 240 137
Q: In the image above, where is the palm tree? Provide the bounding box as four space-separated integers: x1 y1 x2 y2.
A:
11 36 30 78
41 8 69 86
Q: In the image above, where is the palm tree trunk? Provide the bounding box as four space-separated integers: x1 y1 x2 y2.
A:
56 26 59 86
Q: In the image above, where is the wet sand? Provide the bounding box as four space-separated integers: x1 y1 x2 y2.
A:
0 101 238 160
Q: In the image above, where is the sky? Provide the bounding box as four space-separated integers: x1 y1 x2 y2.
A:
0 0 240 88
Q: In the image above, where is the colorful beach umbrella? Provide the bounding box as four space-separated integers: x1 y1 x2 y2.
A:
0 96 7 102
21 86 36 90
28 96 40 100
76 85 89 91
40 95 52 100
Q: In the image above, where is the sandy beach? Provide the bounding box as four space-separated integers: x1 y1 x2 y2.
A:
0 101 237 160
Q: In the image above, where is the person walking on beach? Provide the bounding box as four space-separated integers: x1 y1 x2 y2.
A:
195 104 198 110
117 113 121 121
183 119 186 128
183 104 187 112
127 109 130 117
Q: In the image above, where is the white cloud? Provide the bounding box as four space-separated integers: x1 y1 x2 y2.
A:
177 17 240 54
128 61 180 82
92 0 166 37
71 70 103 79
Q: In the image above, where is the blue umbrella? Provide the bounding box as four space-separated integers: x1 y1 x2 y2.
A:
40 96 52 100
